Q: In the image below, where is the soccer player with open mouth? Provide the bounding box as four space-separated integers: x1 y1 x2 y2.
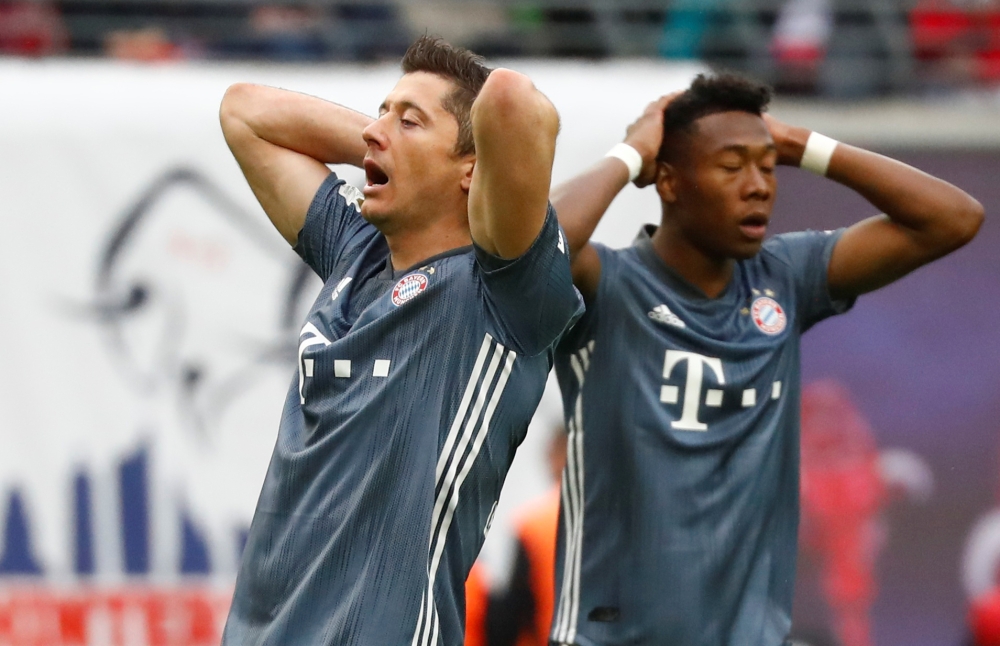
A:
218 36 582 645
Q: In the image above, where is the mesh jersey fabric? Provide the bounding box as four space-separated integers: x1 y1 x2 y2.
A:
551 226 853 646
223 173 582 646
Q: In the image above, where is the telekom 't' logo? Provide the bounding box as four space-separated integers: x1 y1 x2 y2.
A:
659 350 726 431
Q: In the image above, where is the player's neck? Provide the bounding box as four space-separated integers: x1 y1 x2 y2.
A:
650 225 734 299
384 216 473 271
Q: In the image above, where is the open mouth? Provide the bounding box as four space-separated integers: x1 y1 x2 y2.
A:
364 159 389 188
739 213 769 240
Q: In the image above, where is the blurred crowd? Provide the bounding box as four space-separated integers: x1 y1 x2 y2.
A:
2 0 1000 95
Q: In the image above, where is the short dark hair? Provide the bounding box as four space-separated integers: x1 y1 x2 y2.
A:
400 36 492 157
657 73 772 161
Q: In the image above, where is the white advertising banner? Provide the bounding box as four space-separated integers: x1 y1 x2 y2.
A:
0 58 700 645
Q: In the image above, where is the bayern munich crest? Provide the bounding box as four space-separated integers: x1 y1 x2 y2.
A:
391 273 429 306
751 296 787 335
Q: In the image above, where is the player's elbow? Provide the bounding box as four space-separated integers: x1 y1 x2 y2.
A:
219 83 256 136
957 196 985 245
940 194 984 252
473 69 559 139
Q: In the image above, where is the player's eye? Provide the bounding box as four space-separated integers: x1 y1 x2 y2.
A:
719 155 743 172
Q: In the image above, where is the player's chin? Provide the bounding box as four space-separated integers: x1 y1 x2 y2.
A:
729 238 764 260
360 201 390 227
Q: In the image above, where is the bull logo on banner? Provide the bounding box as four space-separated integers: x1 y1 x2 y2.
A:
0 168 321 645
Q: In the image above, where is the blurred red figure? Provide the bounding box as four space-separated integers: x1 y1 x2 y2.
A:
0 2 67 56
964 446 1000 645
465 562 489 646
972 587 1000 646
800 380 887 646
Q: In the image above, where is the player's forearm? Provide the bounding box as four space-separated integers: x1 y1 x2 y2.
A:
781 127 984 254
551 158 630 259
827 144 983 252
220 83 372 167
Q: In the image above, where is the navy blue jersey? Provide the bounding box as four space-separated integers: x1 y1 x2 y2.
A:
552 226 853 646
223 174 582 646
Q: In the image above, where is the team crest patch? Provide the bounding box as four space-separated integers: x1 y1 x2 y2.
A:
391 273 428 306
751 296 787 335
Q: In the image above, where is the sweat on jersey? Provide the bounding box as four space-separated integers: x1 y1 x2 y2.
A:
222 173 582 646
551 226 853 646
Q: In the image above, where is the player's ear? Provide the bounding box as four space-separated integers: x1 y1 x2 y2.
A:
655 161 678 204
460 156 475 193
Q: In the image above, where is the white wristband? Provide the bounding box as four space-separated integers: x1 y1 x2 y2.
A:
605 143 643 182
799 132 838 176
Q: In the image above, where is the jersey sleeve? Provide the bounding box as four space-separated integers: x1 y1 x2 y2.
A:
766 229 856 332
293 172 372 282
474 205 584 357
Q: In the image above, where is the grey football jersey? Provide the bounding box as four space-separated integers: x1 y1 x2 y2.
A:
552 226 852 646
223 174 582 646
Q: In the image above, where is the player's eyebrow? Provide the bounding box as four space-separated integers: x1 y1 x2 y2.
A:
717 143 778 154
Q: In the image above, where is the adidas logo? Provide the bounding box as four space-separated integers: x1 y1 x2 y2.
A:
648 304 686 328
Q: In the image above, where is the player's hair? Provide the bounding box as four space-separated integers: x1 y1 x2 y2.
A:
657 73 772 161
401 36 492 157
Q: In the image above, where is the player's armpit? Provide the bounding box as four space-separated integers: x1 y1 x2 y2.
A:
551 157 631 260
571 243 602 303
468 69 559 259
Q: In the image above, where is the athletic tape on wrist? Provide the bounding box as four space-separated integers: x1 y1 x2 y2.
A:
799 132 838 176
605 143 643 182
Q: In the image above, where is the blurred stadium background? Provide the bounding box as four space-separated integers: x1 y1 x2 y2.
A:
1 1 999 645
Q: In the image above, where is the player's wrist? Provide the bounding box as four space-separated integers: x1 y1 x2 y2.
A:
606 142 643 182
799 131 839 176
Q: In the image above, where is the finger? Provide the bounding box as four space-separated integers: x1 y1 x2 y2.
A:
655 91 681 111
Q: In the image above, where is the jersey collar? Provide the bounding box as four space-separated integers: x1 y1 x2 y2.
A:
632 225 742 305
385 244 474 280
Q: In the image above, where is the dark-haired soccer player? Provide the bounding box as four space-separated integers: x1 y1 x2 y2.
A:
218 37 581 645
549 74 982 645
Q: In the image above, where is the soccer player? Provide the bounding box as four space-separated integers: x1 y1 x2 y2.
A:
218 37 582 645
548 74 983 645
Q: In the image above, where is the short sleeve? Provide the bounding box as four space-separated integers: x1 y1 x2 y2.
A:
293 173 372 282
474 205 584 357
765 229 855 332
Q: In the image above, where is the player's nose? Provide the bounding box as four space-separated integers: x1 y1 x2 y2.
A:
745 165 772 200
362 117 388 149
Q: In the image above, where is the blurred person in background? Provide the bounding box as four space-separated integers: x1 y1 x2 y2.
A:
248 5 330 61
771 0 833 94
466 562 490 646
0 1 66 56
910 0 1000 88
964 437 1000 646
972 587 1000 646
798 379 886 646
487 424 567 646
659 0 719 60
796 379 934 646
104 26 184 62
546 73 982 645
